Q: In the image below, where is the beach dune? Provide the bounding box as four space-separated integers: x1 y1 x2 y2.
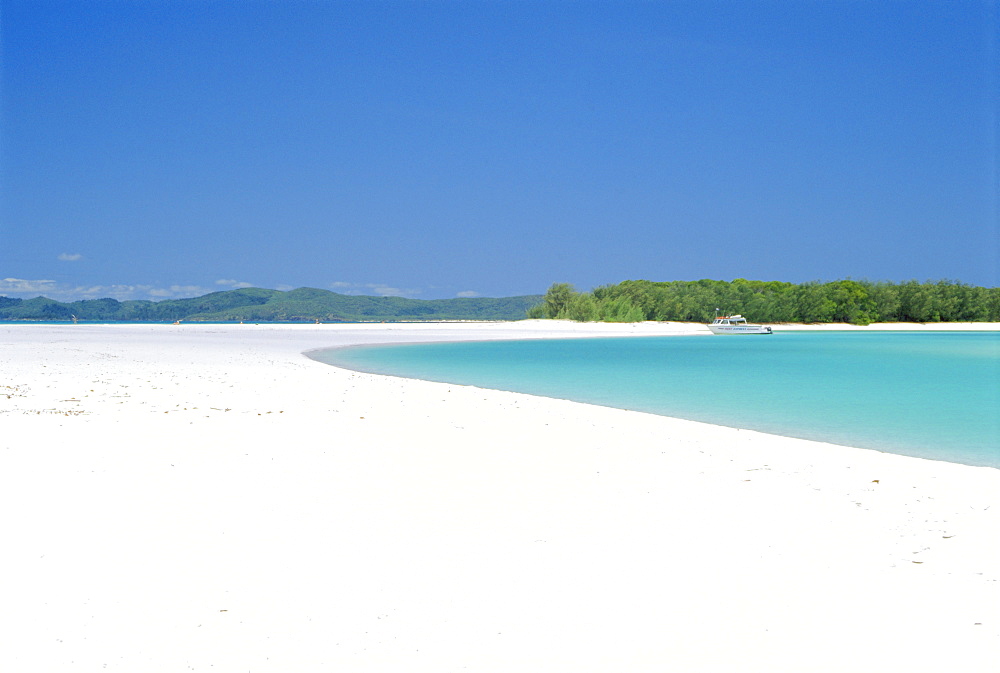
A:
1 322 998 672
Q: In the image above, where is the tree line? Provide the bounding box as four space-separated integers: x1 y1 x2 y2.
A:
527 279 1000 324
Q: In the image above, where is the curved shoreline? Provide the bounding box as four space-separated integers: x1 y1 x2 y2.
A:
2 322 998 672
308 329 1000 470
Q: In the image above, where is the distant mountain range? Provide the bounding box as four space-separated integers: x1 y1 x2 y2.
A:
0 287 545 322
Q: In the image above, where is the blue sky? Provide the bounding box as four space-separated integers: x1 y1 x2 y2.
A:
2 0 997 301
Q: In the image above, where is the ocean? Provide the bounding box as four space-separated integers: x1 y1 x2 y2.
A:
314 331 1000 469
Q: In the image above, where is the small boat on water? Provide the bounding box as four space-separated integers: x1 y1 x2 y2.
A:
708 314 773 335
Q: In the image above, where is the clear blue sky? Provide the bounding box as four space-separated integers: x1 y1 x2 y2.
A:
2 0 997 301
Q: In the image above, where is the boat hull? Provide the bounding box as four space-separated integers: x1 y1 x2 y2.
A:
707 324 772 335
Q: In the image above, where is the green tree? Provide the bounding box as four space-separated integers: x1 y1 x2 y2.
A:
827 280 874 324
542 283 578 319
864 281 898 322
788 283 832 322
564 293 599 321
898 280 938 322
599 296 645 322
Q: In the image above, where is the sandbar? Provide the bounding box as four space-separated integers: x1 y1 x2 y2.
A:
1 321 998 672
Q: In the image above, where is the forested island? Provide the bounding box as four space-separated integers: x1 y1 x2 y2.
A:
0 287 543 322
529 279 1000 324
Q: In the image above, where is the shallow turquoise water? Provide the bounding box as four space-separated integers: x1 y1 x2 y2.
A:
315 332 1000 469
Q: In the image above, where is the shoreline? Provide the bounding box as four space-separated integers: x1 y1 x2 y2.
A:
2 322 998 671
3 318 1000 331
310 326 1000 471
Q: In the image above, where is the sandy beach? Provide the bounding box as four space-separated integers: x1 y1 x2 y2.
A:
2 321 998 672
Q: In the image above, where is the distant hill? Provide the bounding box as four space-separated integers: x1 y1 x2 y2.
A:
0 287 545 322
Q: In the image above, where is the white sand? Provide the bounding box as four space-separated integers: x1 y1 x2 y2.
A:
1 321 998 672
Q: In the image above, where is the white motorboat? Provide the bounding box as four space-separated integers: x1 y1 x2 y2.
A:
708 314 772 335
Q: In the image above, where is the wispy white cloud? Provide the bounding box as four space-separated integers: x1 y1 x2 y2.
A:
369 285 416 298
0 279 220 302
1 278 434 302
147 285 210 298
331 282 423 298
1 277 58 294
215 279 254 289
456 290 480 298
57 253 83 262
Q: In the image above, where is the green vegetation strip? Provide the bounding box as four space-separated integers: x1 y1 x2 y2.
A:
531 279 1000 324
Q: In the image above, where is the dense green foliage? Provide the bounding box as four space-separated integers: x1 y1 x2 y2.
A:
0 287 544 322
534 279 1000 324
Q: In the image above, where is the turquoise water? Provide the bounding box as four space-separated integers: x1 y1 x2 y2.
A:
315 332 1000 469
